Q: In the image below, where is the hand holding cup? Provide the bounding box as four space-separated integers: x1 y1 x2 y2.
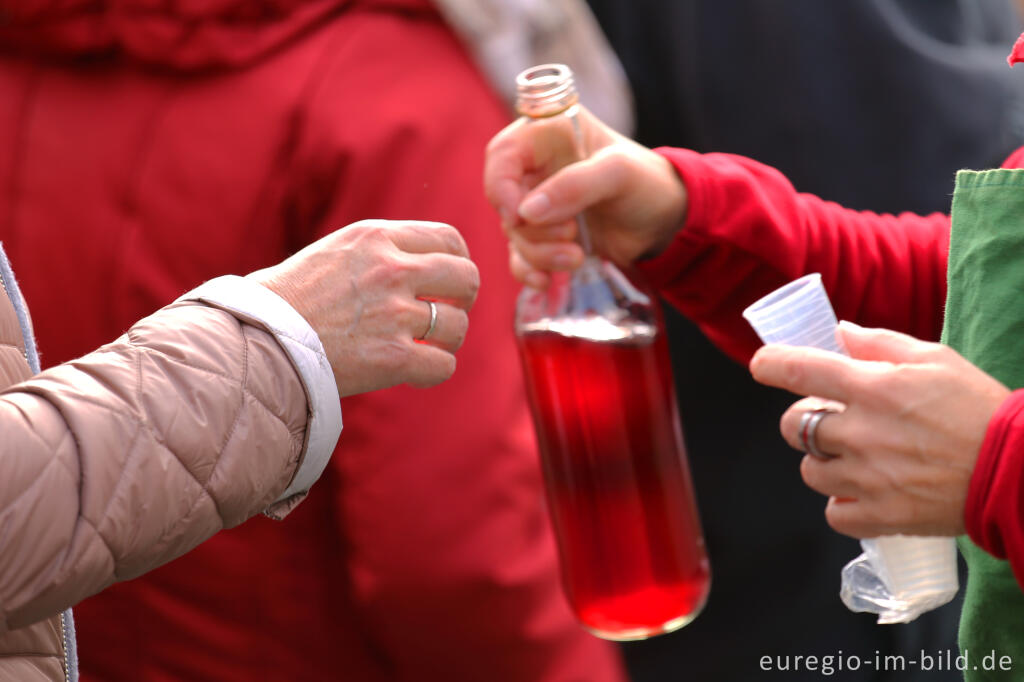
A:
750 322 1009 537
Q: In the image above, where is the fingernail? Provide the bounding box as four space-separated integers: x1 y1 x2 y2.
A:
838 320 863 331
518 192 551 222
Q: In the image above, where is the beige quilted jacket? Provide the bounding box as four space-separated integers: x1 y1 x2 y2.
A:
0 249 342 680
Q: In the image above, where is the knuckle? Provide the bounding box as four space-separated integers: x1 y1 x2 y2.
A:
348 221 397 254
485 124 519 155
344 218 373 232
881 370 910 397
509 249 535 285
798 456 830 493
367 257 414 292
597 147 631 183
876 365 918 401
432 222 465 255
518 240 555 267
824 501 877 538
835 368 869 401
373 337 412 375
439 353 457 381
823 505 856 537
413 354 456 388
364 263 396 291
916 339 951 362
348 219 384 238
777 354 810 388
484 135 502 156
515 239 541 263
779 406 802 442
367 294 417 335
799 456 817 483
395 296 421 329
450 310 470 350
464 262 481 300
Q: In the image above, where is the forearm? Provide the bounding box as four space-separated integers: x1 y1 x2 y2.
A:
0 282 340 631
639 148 951 362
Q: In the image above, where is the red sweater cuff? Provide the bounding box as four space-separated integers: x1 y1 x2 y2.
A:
966 389 1024 581
634 145 950 363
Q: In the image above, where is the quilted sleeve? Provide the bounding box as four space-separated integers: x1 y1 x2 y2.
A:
0 286 338 633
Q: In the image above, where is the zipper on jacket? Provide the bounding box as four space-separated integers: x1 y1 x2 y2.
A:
0 246 39 371
59 611 69 681
0 270 24 366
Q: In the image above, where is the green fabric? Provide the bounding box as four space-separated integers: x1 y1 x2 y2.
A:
942 168 1024 681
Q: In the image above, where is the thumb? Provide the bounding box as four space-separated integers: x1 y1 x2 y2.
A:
517 151 624 226
837 321 932 363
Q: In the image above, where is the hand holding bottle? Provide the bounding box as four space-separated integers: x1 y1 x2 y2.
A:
484 105 688 288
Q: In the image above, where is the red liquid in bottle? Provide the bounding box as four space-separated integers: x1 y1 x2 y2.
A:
518 322 710 640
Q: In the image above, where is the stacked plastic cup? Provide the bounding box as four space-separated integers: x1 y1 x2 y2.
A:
855 536 959 624
742 273 958 624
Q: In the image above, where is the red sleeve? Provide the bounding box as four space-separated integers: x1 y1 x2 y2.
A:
637 147 951 362
1002 146 1024 168
966 390 1024 589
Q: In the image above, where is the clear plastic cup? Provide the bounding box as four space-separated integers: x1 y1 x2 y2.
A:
741 273 845 353
743 274 959 624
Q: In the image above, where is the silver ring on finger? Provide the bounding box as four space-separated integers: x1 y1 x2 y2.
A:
418 300 439 341
798 407 839 460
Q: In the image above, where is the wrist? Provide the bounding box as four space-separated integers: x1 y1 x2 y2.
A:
965 390 1024 558
641 152 689 260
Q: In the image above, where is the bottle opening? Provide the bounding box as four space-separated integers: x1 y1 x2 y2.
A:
516 63 579 118
518 65 570 87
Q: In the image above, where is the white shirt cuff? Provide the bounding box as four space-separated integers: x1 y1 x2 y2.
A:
176 275 342 505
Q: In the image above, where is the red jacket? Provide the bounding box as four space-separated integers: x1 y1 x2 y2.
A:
646 145 1024 594
0 1 625 680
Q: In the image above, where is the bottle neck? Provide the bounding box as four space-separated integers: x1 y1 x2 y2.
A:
516 64 592 247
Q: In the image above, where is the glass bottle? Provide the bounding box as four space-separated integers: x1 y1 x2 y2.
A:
513 64 711 641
